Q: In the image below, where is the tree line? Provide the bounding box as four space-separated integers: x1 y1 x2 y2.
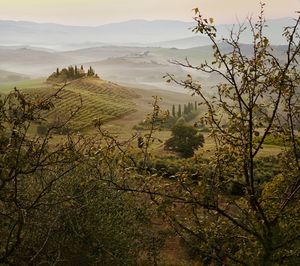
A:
171 101 198 118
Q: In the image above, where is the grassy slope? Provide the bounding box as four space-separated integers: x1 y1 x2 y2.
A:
45 78 139 130
1 77 139 130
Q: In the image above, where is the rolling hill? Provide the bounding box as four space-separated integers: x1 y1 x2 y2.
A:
5 77 139 131
82 55 188 83
0 46 76 76
0 69 28 83
150 36 212 49
0 73 203 135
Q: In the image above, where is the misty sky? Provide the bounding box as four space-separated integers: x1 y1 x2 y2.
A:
0 0 299 25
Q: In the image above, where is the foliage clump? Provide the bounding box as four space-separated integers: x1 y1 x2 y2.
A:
164 124 204 157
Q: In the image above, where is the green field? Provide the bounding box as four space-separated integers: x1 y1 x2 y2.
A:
0 78 46 93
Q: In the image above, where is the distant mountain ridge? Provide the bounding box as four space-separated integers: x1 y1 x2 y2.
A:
0 19 194 49
0 18 296 50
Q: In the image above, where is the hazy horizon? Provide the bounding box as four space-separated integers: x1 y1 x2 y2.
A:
0 16 296 28
0 0 299 26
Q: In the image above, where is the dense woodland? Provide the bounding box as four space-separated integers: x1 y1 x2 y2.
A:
1 4 300 266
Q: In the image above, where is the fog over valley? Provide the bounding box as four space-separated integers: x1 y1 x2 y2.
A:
0 18 292 93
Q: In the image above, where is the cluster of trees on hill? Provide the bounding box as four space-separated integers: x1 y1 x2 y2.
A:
47 65 98 83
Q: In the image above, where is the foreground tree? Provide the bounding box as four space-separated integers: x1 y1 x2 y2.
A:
0 88 162 265
0 88 84 264
88 5 300 263
161 4 300 265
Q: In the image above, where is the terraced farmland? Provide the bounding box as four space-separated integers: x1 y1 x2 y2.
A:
26 77 139 130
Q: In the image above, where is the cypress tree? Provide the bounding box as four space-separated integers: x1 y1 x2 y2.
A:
178 104 182 117
75 65 78 77
68 66 74 77
88 66 95 76
184 104 188 114
172 104 176 117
